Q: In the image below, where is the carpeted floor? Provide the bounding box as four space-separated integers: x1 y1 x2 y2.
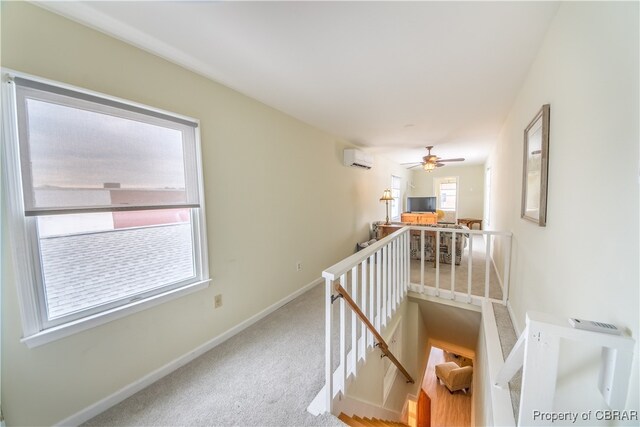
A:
410 235 503 300
81 237 503 426
84 284 343 427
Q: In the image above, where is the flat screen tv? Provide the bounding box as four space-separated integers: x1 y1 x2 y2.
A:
407 196 436 213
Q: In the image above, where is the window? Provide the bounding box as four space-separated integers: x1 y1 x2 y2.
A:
390 175 401 220
437 177 458 211
2 71 209 346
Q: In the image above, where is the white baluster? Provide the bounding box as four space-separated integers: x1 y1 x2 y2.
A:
467 233 473 303
376 250 382 331
382 245 387 327
369 254 374 347
400 233 405 295
395 238 400 305
405 232 410 293
450 231 456 299
390 239 395 312
392 239 397 311
360 259 367 360
351 266 358 376
435 230 440 296
420 229 425 293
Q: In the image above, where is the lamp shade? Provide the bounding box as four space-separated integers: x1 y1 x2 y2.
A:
380 189 394 201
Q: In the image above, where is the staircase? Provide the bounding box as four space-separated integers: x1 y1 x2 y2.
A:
338 413 408 427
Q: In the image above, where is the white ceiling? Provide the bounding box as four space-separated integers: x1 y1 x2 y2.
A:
36 1 559 166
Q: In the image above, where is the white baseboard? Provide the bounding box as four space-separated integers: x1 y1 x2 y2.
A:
55 277 324 427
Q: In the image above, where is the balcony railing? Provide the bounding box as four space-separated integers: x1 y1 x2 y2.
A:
407 225 512 305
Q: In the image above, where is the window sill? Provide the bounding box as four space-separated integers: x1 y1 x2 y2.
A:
21 279 211 348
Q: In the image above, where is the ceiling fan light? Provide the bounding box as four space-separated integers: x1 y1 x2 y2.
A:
423 162 436 172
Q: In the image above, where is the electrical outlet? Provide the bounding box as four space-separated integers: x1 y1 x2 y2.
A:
296 262 303 271
214 294 222 308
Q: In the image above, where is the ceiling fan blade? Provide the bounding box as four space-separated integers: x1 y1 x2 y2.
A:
436 163 445 167
407 163 424 169
437 158 465 162
401 162 422 165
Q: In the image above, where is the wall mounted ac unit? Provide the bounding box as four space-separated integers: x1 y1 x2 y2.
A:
343 149 373 169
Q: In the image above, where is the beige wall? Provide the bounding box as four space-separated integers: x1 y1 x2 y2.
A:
486 1 639 417
413 298 481 358
0 3 409 425
408 164 484 220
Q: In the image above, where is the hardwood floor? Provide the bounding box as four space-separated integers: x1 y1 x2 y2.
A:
422 346 472 427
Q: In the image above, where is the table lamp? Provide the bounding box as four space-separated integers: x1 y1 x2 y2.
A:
380 189 394 224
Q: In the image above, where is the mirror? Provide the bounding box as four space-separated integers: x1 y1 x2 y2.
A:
521 104 550 226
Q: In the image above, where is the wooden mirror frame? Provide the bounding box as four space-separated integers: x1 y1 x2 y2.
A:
521 104 550 226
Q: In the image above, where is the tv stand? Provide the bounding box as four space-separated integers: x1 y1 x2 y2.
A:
401 212 438 224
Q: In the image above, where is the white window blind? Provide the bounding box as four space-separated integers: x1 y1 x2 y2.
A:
14 77 200 216
3 71 209 347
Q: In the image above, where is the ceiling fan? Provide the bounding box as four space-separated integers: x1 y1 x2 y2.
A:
401 146 465 172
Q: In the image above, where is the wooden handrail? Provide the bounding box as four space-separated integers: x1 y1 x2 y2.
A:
334 282 415 384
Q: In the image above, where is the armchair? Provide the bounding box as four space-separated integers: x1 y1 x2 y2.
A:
435 362 473 393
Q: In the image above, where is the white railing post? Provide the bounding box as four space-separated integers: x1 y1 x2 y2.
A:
518 320 561 426
324 277 333 413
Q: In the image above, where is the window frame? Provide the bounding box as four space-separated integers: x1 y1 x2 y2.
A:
390 175 401 221
1 69 210 348
434 176 459 212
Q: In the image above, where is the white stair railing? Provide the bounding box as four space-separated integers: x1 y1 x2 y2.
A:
308 225 514 416
408 226 512 306
495 311 635 426
309 226 411 415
